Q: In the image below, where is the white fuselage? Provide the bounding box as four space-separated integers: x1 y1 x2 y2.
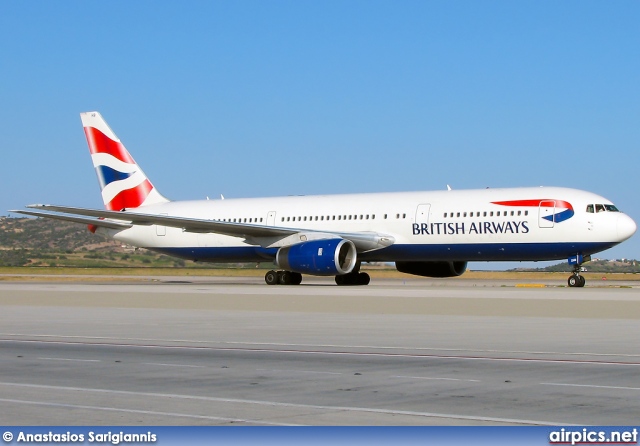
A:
102 186 636 264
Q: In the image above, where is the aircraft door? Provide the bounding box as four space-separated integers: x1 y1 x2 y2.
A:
267 211 276 226
538 200 555 228
156 213 167 236
415 204 431 224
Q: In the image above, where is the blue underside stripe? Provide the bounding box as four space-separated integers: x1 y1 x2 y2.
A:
149 241 617 264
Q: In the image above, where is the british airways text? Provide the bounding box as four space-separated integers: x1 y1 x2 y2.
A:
412 221 530 236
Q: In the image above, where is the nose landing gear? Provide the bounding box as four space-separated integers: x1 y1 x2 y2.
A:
567 254 590 288
568 270 586 288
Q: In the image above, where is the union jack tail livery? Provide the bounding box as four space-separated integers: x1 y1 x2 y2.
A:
81 112 169 211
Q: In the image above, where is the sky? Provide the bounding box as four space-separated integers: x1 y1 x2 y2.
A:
1 1 638 268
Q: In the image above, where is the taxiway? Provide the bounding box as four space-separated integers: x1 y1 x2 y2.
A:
1 277 639 425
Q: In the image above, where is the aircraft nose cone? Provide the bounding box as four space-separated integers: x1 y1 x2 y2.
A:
617 214 637 241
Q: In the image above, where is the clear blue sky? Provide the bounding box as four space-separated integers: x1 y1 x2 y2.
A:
1 1 638 267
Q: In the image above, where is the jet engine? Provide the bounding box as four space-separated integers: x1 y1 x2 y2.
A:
276 238 357 276
395 261 467 278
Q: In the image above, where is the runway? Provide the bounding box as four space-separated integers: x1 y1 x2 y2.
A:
1 277 639 425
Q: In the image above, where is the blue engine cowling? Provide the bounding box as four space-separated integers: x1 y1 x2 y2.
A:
276 238 357 276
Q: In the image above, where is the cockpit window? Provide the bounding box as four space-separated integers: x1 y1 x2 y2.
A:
589 203 621 213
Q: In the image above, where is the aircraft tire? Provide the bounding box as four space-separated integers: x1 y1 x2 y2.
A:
278 271 292 285
358 272 370 285
335 272 370 286
265 270 279 285
291 272 303 285
568 275 585 288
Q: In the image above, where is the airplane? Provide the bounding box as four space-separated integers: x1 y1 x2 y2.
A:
12 112 636 287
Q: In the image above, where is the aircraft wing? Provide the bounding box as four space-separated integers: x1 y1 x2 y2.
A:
15 205 395 252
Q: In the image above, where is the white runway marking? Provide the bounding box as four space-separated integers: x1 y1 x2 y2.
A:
142 362 207 368
37 357 101 363
256 368 343 375
4 333 640 360
0 381 569 425
6 338 640 366
0 398 295 426
541 383 640 391
391 375 481 382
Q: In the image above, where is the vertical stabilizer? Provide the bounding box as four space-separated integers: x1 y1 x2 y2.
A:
81 111 169 211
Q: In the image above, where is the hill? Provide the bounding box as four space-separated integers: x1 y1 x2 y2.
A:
514 258 640 273
0 217 193 268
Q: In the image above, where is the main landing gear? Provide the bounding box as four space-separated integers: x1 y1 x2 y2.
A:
265 270 303 285
335 271 370 286
264 270 371 286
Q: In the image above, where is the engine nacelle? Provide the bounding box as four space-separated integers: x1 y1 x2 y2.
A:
276 238 357 276
396 261 467 278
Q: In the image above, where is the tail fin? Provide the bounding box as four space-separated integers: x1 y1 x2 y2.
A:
81 111 169 211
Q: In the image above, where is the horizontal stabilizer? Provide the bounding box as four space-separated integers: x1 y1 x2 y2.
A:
11 209 132 230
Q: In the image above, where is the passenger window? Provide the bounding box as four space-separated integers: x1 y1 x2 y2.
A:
586 204 594 213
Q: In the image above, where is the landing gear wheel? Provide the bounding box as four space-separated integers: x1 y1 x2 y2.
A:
357 272 370 285
265 270 278 285
568 274 585 287
335 272 370 286
278 271 292 285
290 272 303 285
